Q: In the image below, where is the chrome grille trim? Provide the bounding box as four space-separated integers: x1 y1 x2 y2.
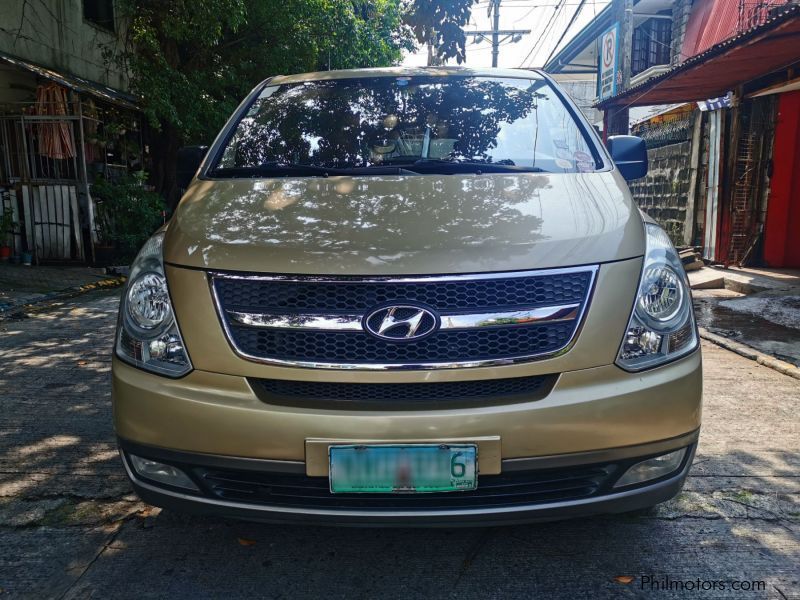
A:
226 303 581 332
439 304 580 330
227 312 364 331
209 265 597 284
209 265 598 371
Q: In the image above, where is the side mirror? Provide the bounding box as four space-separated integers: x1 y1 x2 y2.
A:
176 145 209 191
607 135 648 180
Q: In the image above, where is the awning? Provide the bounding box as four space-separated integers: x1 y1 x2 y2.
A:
595 4 800 108
0 52 139 111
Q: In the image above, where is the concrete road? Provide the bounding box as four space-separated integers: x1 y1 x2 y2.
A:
1 291 798 599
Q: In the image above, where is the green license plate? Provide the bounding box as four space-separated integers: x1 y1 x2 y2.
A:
329 444 477 493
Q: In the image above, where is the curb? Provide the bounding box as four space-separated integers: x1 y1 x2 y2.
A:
0 277 126 319
699 327 800 381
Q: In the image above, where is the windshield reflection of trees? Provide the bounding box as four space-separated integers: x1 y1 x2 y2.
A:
230 78 547 168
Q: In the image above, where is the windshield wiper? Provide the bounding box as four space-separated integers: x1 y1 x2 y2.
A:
408 158 548 174
208 162 420 178
209 162 338 178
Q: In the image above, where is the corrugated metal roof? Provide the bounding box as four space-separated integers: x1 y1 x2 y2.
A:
595 3 800 108
682 0 789 58
0 52 138 111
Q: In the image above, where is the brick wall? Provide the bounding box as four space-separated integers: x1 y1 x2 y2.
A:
628 141 693 244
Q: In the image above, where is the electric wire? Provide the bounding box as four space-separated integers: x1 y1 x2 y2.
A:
518 0 566 67
543 0 588 66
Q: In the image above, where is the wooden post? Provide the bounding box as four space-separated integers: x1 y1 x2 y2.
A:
683 110 704 246
719 89 743 265
76 96 95 264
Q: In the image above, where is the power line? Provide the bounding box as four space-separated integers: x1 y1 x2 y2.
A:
465 0 531 67
512 2 548 24
543 0 588 66
517 0 566 67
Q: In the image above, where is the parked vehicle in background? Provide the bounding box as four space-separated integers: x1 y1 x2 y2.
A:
112 67 701 525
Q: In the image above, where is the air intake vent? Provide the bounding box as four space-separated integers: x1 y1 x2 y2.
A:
251 374 557 407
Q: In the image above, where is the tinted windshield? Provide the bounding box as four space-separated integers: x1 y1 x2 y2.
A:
212 76 600 175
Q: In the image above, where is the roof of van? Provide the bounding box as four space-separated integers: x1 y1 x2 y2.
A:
268 66 544 86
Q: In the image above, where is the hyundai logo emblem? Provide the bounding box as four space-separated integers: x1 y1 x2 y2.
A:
364 304 439 341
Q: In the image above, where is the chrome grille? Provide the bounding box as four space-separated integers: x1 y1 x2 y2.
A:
210 267 597 370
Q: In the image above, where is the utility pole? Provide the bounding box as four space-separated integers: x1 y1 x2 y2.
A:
465 0 530 68
491 0 501 68
606 0 633 135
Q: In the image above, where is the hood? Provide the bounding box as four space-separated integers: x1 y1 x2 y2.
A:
164 172 644 275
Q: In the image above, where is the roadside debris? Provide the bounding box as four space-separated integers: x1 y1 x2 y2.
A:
678 247 705 272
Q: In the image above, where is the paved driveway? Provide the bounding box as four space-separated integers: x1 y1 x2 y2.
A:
0 291 798 599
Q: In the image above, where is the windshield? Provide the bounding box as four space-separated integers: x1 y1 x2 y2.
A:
211 75 600 176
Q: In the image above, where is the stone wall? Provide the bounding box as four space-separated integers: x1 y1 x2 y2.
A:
628 140 694 244
670 0 695 65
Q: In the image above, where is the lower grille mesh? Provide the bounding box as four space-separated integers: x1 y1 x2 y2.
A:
252 374 556 406
195 463 619 510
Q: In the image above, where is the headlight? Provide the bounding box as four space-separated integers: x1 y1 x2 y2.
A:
615 223 698 371
127 272 172 330
115 232 192 377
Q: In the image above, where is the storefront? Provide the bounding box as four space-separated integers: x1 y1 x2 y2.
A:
0 53 142 264
596 4 800 268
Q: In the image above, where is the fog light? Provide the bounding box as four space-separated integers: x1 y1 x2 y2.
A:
129 454 199 491
621 326 663 359
614 448 687 488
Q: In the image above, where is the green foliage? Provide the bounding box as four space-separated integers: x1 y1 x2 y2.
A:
116 0 414 146
1 205 17 246
405 0 477 64
92 172 165 260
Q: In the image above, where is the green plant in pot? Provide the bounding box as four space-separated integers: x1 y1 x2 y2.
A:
0 206 16 261
92 171 165 265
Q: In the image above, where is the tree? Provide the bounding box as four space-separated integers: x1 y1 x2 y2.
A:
112 0 414 204
112 0 481 205
404 0 478 65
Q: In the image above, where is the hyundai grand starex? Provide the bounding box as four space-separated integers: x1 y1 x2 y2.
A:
112 67 702 526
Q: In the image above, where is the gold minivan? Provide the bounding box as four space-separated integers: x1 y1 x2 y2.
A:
113 67 701 525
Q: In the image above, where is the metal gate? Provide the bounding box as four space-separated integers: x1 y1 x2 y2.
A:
0 114 85 262
724 98 775 266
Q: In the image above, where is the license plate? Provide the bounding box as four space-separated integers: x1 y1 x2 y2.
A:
329 444 477 493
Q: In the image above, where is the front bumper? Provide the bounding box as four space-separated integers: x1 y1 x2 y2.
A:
112 349 702 462
119 435 697 526
113 346 702 525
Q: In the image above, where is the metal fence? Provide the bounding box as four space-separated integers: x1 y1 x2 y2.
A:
0 113 85 261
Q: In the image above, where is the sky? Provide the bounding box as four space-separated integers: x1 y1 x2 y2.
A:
402 0 611 70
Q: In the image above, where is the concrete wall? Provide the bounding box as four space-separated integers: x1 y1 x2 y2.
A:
628 140 694 244
0 0 127 92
